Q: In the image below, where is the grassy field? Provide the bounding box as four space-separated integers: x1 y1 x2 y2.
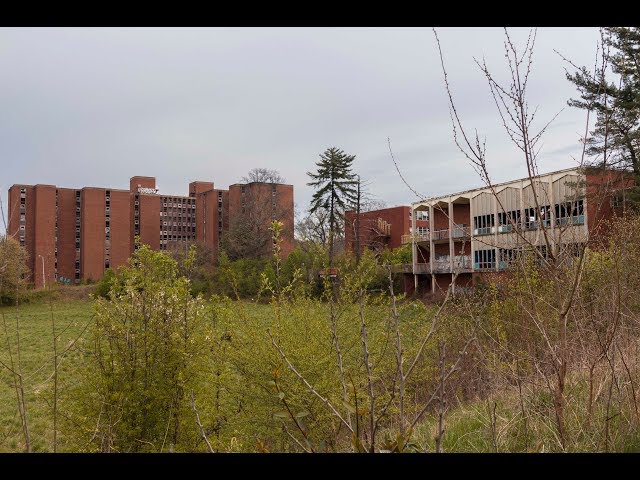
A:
3 292 639 453
0 298 94 452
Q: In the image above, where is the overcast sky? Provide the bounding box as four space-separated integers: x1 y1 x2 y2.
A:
0 27 602 233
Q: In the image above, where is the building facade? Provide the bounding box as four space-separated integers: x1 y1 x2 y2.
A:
7 176 294 287
408 167 633 294
344 206 429 256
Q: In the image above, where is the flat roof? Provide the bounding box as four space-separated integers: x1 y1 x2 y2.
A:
411 166 585 206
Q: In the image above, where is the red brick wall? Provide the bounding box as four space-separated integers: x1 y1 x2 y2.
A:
33 185 57 288
434 243 449 255
275 184 294 257
452 241 471 255
56 188 77 282
109 190 131 270
453 203 470 226
586 170 635 242
432 206 449 230
130 176 156 192
138 194 160 250
195 189 217 254
80 188 106 282
434 273 453 292
25 186 36 281
345 206 427 255
189 181 214 196
416 245 430 264
220 189 229 244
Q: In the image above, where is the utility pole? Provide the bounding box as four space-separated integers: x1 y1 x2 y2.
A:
355 176 361 265
38 254 45 289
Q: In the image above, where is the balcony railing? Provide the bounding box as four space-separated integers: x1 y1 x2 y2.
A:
452 225 471 239
419 255 473 274
414 263 430 274
432 229 449 241
432 258 450 273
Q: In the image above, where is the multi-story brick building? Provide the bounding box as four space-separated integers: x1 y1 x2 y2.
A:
407 167 634 295
7 176 294 287
344 206 429 256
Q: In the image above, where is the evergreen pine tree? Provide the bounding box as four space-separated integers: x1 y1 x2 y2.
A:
306 147 358 266
566 27 640 201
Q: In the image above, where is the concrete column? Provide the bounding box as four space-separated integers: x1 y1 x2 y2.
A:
411 204 417 273
494 190 499 272
448 198 454 270
470 193 475 273
429 204 435 275
548 178 556 257
448 198 455 294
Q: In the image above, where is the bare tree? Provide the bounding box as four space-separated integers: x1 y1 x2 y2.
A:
241 168 286 185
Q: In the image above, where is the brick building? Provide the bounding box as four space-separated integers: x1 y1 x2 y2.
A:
407 167 634 295
344 206 429 256
7 176 294 287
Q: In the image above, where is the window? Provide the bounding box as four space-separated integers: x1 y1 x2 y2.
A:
555 199 584 226
415 210 428 221
415 226 429 235
524 207 537 229
473 214 495 235
497 210 521 232
474 249 496 270
498 248 522 269
611 195 625 208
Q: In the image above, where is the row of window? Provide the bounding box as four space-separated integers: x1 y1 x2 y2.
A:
160 211 194 218
218 191 224 245
473 200 585 236
75 191 81 280
410 210 429 221
410 226 429 235
473 244 584 270
54 190 59 278
19 189 26 245
105 190 111 270
161 221 195 227
133 193 140 243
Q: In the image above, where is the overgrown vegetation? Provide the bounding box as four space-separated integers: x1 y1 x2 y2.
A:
2 215 640 452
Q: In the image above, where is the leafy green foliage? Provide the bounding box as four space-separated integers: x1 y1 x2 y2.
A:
0 236 29 305
74 245 211 452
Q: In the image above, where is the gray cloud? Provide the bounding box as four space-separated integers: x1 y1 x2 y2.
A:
0 27 601 231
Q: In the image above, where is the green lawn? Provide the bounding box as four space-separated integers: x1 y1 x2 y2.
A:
0 299 94 452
